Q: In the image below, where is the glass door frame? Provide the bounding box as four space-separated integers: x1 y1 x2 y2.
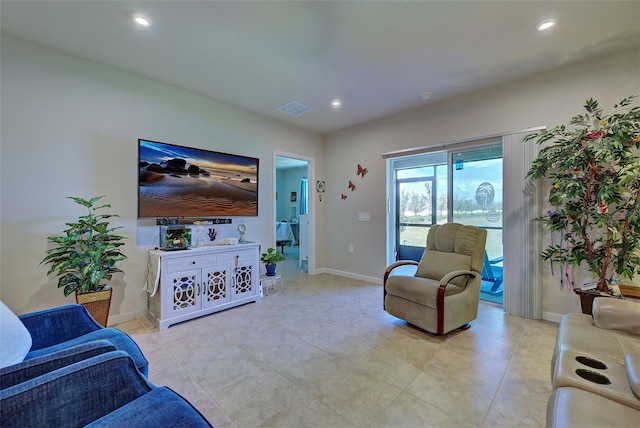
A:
386 141 502 264
447 143 503 223
395 174 437 261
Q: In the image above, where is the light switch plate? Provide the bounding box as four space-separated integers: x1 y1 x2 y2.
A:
358 212 371 221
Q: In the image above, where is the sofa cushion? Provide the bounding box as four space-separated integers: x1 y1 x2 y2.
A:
547 387 640 428
86 387 211 427
593 297 640 336
385 276 464 308
0 301 32 369
0 351 150 428
0 341 116 390
25 328 148 376
552 350 640 410
553 312 640 368
416 251 471 286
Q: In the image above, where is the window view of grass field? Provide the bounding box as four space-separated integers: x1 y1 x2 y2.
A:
397 157 503 260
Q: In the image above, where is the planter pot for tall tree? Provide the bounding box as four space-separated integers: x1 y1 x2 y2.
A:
574 289 600 315
574 288 624 316
76 287 112 327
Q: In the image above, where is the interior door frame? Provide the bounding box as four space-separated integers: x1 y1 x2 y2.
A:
273 150 316 274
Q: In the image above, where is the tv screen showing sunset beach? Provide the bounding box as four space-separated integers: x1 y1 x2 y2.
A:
138 139 258 218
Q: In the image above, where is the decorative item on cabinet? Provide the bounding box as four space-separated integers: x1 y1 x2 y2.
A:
207 228 217 242
237 224 247 243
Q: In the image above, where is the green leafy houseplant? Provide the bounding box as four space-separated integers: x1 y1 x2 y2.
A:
41 196 128 296
525 97 640 295
260 247 285 266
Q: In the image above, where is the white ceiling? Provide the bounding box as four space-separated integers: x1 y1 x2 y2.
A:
1 1 639 134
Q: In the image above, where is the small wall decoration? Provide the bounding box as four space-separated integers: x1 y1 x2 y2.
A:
455 155 464 170
341 193 347 200
348 180 356 191
475 182 495 206
357 164 368 178
316 181 325 192
290 191 297 202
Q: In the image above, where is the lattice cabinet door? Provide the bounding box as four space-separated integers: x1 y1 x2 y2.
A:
201 264 231 310
233 259 255 301
165 269 201 318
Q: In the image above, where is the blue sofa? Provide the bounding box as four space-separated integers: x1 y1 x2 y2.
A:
0 351 212 427
18 304 148 376
0 340 116 390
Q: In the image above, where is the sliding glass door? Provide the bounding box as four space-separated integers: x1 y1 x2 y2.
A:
451 145 503 304
389 143 504 304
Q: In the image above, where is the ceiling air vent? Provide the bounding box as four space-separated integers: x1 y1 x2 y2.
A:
277 101 313 116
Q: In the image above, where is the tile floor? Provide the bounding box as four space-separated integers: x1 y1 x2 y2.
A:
116 252 557 427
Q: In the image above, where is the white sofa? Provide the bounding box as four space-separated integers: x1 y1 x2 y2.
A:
547 298 640 427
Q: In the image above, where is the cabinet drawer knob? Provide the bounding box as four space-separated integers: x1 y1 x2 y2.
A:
191 261 196 265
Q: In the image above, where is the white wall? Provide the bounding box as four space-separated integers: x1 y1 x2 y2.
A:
0 37 324 322
2 36 638 322
324 46 640 319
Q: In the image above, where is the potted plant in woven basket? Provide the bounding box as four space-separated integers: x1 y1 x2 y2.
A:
41 196 127 326
525 97 640 314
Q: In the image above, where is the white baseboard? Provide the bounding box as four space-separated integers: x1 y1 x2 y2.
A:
316 268 382 285
107 310 145 327
542 311 564 323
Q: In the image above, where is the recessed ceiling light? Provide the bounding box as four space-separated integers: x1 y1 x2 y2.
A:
133 14 151 28
537 20 556 31
420 92 432 100
331 100 341 109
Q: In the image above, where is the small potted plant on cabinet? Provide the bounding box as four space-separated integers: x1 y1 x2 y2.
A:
41 196 128 326
525 97 640 314
260 247 285 276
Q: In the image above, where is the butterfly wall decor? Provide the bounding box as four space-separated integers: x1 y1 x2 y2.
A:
348 180 356 191
357 164 368 178
341 193 347 200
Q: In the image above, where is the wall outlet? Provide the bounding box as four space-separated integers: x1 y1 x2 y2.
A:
348 244 354 253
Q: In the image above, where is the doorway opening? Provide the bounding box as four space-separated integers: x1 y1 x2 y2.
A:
275 154 312 273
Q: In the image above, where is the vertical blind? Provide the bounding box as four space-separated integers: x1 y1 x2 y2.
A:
299 178 308 215
502 131 542 319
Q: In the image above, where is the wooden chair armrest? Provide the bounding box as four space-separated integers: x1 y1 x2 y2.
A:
384 260 419 284
439 270 479 288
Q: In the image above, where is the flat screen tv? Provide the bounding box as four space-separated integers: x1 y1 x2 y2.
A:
138 139 258 218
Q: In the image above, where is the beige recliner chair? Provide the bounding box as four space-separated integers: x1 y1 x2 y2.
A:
383 223 487 335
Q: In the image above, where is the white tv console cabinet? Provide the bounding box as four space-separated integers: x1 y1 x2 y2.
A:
147 243 261 330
